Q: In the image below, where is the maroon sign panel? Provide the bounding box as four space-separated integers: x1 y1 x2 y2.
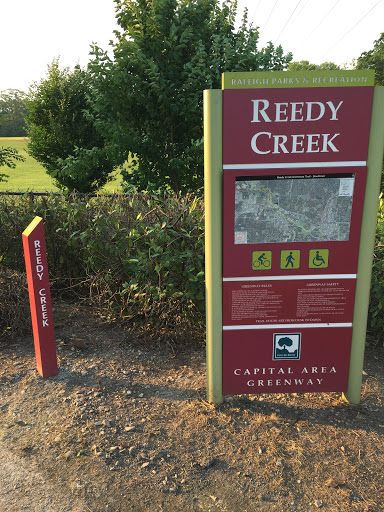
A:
222 82 373 395
223 167 367 278
223 87 373 165
23 217 58 378
223 327 352 395
223 278 356 327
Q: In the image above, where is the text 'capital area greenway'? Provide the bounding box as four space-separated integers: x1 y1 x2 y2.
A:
234 365 337 388
250 98 343 155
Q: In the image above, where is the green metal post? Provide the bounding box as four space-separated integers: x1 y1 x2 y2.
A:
345 87 384 404
204 89 224 404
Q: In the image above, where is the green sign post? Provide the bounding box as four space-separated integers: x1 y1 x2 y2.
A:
204 89 223 404
204 70 384 404
347 84 384 403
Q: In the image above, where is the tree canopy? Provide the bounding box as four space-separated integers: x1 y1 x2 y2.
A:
288 60 340 71
356 33 384 187
0 89 28 137
0 146 25 182
88 0 293 192
278 337 293 348
356 33 384 85
27 60 116 192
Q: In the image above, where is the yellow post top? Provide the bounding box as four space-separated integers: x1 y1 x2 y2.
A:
22 216 43 237
222 70 375 90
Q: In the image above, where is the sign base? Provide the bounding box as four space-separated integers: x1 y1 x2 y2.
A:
223 327 351 395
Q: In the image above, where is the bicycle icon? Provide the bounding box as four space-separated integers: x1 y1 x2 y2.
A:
252 252 271 270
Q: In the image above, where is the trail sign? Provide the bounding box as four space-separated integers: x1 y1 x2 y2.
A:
22 216 58 378
204 70 384 404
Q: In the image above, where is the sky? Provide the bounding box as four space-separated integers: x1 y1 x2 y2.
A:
1 0 383 93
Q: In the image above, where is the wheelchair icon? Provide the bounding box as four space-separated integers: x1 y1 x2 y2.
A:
312 250 326 267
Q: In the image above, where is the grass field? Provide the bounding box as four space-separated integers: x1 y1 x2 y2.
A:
0 137 123 193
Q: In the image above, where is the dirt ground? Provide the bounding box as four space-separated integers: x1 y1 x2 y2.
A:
1 303 384 512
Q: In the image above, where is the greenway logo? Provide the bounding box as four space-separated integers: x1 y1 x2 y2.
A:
273 333 301 361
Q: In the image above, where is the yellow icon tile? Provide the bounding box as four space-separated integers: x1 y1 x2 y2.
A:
252 251 272 270
309 249 329 268
280 250 300 269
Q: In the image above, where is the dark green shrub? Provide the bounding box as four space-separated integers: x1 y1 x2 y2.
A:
0 192 205 333
368 194 384 341
0 266 30 336
2 190 384 341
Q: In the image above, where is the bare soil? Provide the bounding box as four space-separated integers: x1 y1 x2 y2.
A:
1 303 384 512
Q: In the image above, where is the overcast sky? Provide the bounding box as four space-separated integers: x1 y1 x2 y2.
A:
1 0 383 92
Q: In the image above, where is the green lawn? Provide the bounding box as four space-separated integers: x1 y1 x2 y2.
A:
0 137 123 193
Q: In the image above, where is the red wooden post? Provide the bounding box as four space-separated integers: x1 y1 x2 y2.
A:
22 216 58 378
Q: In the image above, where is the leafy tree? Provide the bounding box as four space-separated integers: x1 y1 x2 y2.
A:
0 89 28 137
288 60 340 71
356 33 384 85
0 146 25 182
278 337 293 349
356 33 384 191
88 0 292 192
27 60 116 192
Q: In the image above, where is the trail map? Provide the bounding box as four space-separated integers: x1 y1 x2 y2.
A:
234 174 355 244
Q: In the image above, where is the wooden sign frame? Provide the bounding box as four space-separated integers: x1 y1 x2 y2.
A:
204 70 384 404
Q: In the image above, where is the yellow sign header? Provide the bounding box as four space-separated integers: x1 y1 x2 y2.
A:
222 70 375 90
22 216 42 237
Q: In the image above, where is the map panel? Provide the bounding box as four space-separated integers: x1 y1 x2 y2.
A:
234 174 355 244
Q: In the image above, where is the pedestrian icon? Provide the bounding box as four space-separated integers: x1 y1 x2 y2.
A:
309 249 329 269
252 251 272 270
280 250 300 269
285 252 295 267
